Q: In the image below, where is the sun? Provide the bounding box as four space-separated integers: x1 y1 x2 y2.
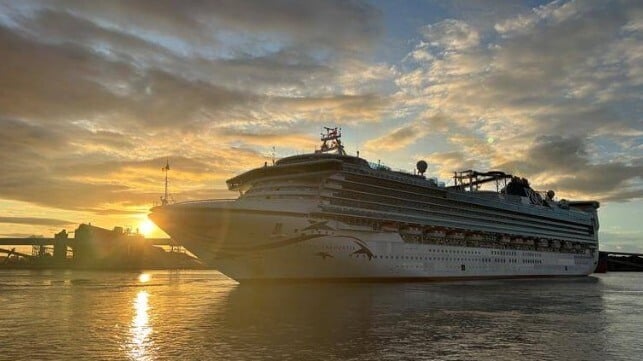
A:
138 219 156 236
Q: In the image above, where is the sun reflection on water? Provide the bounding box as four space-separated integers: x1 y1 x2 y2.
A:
128 290 154 361
138 273 151 283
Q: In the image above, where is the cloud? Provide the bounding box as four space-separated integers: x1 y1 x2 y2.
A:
423 151 482 181
0 0 388 131
420 19 480 51
0 217 74 227
496 136 643 200
395 0 643 202
217 129 319 150
600 229 643 253
0 0 640 245
80 208 146 216
50 0 383 54
0 26 125 122
0 116 262 211
0 233 48 238
270 94 392 123
0 0 391 217
363 123 426 152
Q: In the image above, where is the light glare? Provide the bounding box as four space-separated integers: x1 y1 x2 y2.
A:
139 219 155 236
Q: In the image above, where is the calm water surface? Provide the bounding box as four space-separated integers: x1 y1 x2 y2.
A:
0 271 641 360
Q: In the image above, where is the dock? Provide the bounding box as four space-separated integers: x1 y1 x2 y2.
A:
0 223 202 269
595 251 643 272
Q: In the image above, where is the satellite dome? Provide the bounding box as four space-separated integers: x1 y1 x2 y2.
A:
547 190 555 199
416 160 428 175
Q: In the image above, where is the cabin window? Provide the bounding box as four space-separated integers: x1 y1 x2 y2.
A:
461 264 466 271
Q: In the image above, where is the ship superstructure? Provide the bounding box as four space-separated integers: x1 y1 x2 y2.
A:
149 127 599 282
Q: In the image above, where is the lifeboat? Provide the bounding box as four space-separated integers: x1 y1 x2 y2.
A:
381 222 398 232
499 235 511 243
551 240 561 248
466 233 484 241
402 226 423 235
538 239 549 247
427 230 446 238
448 231 465 240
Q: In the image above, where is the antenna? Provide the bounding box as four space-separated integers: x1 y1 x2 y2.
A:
161 159 170 206
316 126 346 156
271 146 275 165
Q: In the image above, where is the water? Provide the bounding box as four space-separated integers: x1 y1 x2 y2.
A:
0 271 641 361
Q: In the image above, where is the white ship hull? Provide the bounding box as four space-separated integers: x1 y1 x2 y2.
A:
215 237 597 282
150 204 598 282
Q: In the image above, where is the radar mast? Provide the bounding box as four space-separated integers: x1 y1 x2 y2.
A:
316 127 346 156
161 159 170 206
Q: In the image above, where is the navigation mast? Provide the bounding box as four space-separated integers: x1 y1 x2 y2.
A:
316 127 346 156
161 159 170 206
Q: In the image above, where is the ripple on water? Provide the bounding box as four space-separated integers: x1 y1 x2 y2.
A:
0 271 642 360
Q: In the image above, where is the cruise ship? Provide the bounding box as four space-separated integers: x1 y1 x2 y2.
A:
149 127 600 282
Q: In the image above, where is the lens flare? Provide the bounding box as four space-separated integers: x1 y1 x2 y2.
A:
139 219 155 236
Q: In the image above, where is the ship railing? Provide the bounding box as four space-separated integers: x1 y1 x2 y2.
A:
171 198 237 205
345 166 430 188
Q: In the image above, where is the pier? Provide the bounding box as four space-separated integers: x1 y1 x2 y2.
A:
0 223 200 269
595 251 643 273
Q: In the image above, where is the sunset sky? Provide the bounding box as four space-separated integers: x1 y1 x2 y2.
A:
0 0 641 251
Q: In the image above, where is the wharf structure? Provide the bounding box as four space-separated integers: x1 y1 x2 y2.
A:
0 224 199 269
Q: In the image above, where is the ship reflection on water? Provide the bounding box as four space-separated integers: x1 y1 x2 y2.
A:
0 271 641 360
200 277 611 360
